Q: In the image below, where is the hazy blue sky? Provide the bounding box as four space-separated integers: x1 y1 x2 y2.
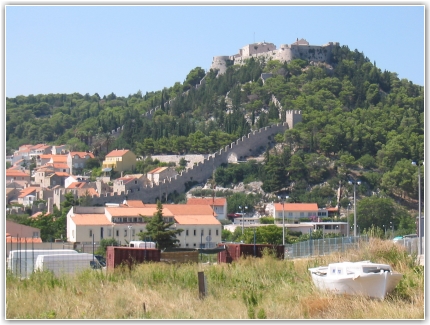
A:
6 5 425 98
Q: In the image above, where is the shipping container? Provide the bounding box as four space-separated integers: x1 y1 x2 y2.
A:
217 243 284 263
106 246 161 270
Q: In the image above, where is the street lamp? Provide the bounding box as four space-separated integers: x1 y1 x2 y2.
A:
278 195 289 246
383 224 387 238
239 205 248 235
389 221 393 236
348 179 361 237
128 225 132 244
412 161 423 256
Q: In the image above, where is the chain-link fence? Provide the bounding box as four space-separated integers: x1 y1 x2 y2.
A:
284 235 369 259
393 237 423 256
6 236 104 279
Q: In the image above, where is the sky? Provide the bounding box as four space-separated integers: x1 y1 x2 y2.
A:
5 5 425 99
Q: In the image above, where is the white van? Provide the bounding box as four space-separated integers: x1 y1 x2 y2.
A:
7 249 78 278
129 241 157 249
34 253 102 277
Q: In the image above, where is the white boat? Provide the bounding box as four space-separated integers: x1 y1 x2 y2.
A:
308 260 403 300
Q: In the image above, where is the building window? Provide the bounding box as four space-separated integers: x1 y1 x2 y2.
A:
288 212 293 217
216 229 219 236
186 243 189 247
116 230 119 237
124 229 127 237
89 229 93 237
300 212 304 217
193 243 196 247
193 230 196 236
108 229 112 237
186 230 189 236
209 229 211 236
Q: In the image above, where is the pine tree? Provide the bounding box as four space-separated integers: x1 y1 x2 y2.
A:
138 201 183 250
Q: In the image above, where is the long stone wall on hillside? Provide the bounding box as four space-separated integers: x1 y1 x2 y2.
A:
88 122 288 205
150 154 210 168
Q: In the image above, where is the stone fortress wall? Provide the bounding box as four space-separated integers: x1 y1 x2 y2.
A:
87 121 294 206
211 39 339 75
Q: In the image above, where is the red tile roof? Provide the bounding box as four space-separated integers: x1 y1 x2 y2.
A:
52 172 70 177
122 200 146 208
115 177 137 184
165 204 216 216
6 169 30 177
50 155 68 163
174 215 221 225
76 188 98 197
106 149 131 157
18 187 40 198
148 167 168 174
70 213 112 226
67 182 86 189
69 152 95 159
39 154 53 159
274 203 319 211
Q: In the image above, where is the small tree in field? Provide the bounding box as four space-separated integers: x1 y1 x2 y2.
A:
95 238 119 257
138 201 183 250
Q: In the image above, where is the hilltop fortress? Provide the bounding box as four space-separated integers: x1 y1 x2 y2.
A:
211 38 339 74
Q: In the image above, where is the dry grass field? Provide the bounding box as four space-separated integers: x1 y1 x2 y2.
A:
6 238 424 319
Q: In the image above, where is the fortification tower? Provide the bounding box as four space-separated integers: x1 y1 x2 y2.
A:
285 110 302 129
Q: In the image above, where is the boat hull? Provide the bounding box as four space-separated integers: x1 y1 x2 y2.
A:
309 270 403 300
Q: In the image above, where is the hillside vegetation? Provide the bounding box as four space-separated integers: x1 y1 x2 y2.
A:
6 44 424 236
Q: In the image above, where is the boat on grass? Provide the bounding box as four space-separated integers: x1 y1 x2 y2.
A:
308 260 403 300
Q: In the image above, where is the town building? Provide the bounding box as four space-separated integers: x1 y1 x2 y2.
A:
66 203 221 248
67 151 95 175
6 220 41 239
146 167 177 185
273 203 329 223
6 169 31 184
186 197 227 220
112 174 147 195
102 149 137 173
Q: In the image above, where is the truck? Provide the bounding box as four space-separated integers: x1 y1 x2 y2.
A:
129 241 157 249
34 253 103 277
7 249 78 278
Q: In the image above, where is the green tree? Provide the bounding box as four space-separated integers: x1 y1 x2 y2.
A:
356 196 411 233
95 238 119 257
138 201 183 250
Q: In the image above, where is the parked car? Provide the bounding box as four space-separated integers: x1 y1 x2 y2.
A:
94 255 106 267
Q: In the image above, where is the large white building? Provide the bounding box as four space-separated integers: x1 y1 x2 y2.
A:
66 202 222 248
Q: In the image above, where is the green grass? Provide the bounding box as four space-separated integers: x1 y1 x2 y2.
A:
6 238 424 319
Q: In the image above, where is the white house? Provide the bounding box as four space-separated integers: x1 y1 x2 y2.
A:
273 203 329 223
146 167 177 185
